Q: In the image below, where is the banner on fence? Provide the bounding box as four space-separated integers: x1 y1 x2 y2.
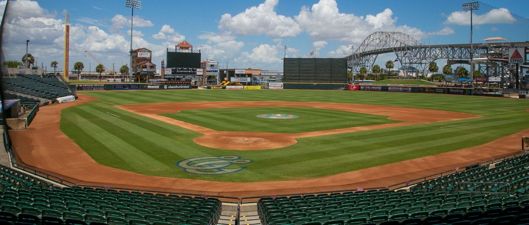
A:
268 82 284 90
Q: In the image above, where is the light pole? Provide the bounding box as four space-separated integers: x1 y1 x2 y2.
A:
463 1 479 77
25 40 29 55
125 0 141 82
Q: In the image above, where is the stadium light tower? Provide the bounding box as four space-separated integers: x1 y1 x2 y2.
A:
462 1 479 75
125 0 142 81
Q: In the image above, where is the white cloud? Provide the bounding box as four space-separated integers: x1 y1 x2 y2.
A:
295 0 425 43
446 8 516 25
152 24 185 44
219 0 301 38
111 14 153 31
313 40 327 49
240 44 282 64
1 0 167 71
312 40 327 56
329 45 354 57
197 32 244 61
427 27 455 36
160 24 174 34
365 8 395 29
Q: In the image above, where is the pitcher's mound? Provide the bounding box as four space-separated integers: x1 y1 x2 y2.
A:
194 132 297 150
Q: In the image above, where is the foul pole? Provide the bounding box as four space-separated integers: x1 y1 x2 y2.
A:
64 11 70 81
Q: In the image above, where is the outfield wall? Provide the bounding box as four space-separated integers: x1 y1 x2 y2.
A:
283 83 346 90
359 85 505 96
75 83 192 91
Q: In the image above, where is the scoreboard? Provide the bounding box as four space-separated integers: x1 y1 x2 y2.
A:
284 58 347 83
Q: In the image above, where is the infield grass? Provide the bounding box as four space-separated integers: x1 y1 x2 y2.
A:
164 107 394 133
60 90 529 181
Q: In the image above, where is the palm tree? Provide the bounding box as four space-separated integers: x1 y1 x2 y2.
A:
385 60 394 75
120 65 129 75
442 64 452 75
359 66 367 80
372 64 381 80
21 53 35 68
428 61 438 74
455 66 468 78
73 61 84 80
50 61 58 75
96 64 105 81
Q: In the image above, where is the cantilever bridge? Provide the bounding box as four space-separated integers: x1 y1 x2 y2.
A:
347 31 529 73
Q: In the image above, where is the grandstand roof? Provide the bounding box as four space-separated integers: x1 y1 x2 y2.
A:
177 40 192 49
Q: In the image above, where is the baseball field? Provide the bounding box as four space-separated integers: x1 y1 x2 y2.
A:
46 89 529 185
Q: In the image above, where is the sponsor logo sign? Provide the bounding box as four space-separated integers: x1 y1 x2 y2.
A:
268 82 284 90
177 156 251 175
243 85 262 90
230 77 251 83
164 85 191 89
225 85 244 90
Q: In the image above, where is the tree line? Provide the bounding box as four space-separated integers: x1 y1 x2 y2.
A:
350 60 480 81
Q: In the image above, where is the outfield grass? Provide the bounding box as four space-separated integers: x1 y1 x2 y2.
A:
60 90 529 182
164 107 394 133
373 79 435 86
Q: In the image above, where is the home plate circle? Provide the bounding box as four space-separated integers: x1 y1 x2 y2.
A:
256 114 299 119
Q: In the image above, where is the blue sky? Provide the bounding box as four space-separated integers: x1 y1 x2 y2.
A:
2 0 528 71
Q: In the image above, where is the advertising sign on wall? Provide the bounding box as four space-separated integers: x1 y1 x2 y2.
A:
196 69 204 75
268 82 284 90
230 77 251 82
234 69 246 74
137 51 151 58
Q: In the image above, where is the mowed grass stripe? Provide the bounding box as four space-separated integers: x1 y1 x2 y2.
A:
77 106 192 164
86 104 212 159
261 129 510 178
61 111 133 170
65 107 170 171
255 117 528 165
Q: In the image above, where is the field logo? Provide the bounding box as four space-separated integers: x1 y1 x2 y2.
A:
256 114 299 120
177 156 251 175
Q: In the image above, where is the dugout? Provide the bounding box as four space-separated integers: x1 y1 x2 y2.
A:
283 58 348 84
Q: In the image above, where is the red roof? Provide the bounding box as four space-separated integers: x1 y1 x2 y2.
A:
177 41 192 49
